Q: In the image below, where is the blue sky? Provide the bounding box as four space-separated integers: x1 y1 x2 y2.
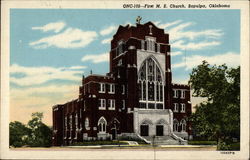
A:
10 9 240 125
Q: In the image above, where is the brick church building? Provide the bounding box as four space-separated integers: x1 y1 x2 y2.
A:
52 20 192 146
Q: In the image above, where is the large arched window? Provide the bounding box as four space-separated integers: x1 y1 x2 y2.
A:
98 117 107 133
180 119 186 132
138 57 164 109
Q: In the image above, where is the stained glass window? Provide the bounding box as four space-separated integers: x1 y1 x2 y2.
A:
138 57 164 109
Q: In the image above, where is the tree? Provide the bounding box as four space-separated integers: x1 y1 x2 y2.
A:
9 121 31 147
9 112 52 147
189 61 240 150
27 112 52 147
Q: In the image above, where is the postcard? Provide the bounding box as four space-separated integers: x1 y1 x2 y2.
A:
1 0 249 159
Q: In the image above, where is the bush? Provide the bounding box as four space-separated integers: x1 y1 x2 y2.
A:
229 142 240 151
217 141 240 151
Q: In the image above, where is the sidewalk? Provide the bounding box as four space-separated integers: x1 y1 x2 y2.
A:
65 144 217 150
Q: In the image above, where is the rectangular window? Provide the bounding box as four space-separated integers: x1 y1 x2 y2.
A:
173 90 178 98
118 59 123 66
180 103 186 113
146 37 156 52
108 84 115 94
174 103 179 112
157 43 160 53
65 117 67 128
122 100 126 110
79 109 82 118
75 130 77 139
98 99 106 110
122 85 125 94
141 40 145 50
84 100 86 111
99 83 105 93
181 90 185 99
117 41 124 56
108 99 115 110
64 117 67 139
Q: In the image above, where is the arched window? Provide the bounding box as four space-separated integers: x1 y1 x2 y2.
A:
75 114 78 129
173 119 179 132
98 117 107 133
138 57 164 109
85 117 90 130
180 119 186 132
69 115 73 129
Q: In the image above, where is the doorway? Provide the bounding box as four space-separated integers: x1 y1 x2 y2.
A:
156 125 163 136
111 128 117 140
140 125 149 136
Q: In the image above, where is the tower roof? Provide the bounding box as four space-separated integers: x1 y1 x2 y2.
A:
112 21 169 45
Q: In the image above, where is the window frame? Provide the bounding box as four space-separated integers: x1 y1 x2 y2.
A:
98 99 106 110
180 103 186 113
173 119 179 132
173 103 179 112
180 90 185 99
108 99 115 110
122 100 125 110
108 83 115 94
98 117 107 133
173 89 178 98
85 117 90 130
98 83 106 93
180 119 186 132
122 85 125 95
138 57 164 109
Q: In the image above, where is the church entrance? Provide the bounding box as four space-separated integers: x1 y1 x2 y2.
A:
156 125 163 136
140 125 149 136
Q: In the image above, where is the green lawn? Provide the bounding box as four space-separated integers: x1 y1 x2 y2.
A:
188 141 240 151
188 140 217 145
72 140 129 146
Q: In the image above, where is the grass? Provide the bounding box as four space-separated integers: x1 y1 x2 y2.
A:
72 140 129 146
189 140 240 151
188 140 217 145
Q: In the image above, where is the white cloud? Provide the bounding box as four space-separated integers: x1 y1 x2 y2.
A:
171 51 183 56
155 20 223 51
30 27 97 49
81 53 109 63
100 25 117 36
99 22 132 37
168 22 223 41
172 52 240 70
10 64 86 86
101 38 112 44
157 20 183 29
32 21 66 33
172 40 221 50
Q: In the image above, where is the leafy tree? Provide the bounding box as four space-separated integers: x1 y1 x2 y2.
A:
27 112 52 147
9 112 52 147
189 61 240 150
9 121 31 147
